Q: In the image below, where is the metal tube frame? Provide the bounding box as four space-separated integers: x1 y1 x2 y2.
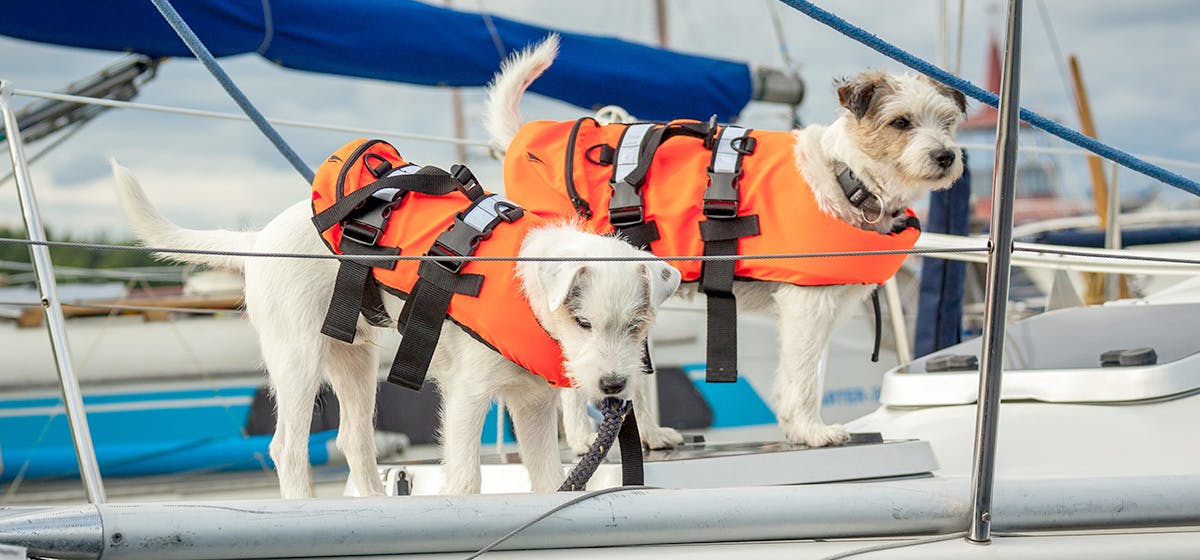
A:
883 278 912 365
1105 161 1123 299
0 81 107 503
966 0 1023 544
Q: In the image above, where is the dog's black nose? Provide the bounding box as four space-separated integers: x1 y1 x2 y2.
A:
599 376 627 395
932 149 956 169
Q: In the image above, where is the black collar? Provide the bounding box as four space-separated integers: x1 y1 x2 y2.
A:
834 163 887 225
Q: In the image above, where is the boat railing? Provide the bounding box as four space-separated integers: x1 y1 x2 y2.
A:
2 0 1200 555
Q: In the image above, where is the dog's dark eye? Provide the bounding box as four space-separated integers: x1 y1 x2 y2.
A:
890 117 913 130
573 316 592 330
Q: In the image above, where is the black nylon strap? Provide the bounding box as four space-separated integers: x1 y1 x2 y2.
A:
615 220 660 250
321 261 371 343
703 290 739 383
870 287 882 363
320 244 400 343
387 261 484 390
698 215 761 242
697 216 759 383
621 123 709 188
313 168 458 233
618 406 644 486
620 126 667 189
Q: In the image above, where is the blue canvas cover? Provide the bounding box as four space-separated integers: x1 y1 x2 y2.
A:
0 0 753 121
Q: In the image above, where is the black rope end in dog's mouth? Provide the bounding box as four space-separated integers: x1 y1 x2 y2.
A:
559 398 639 492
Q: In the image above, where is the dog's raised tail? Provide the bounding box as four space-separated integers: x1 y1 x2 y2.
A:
111 160 256 271
484 33 560 153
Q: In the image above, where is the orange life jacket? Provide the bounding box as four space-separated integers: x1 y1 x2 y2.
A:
502 120 920 286
312 138 570 389
502 119 920 383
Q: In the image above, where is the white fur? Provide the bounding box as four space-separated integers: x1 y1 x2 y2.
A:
485 33 559 154
112 163 679 497
485 38 965 449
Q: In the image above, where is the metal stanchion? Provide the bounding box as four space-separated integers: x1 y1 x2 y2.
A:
0 81 106 503
966 0 1023 544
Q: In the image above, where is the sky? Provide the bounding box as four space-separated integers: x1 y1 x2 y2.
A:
1 0 1199 238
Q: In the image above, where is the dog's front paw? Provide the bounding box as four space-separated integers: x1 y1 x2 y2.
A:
641 425 684 450
783 421 851 448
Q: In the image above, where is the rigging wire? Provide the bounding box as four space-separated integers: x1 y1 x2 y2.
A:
953 0 965 76
0 236 990 263
12 89 1196 172
818 531 969 560
0 300 243 316
462 486 655 559
0 122 88 188
1034 0 1078 121
2 236 1197 273
9 89 489 148
475 0 508 60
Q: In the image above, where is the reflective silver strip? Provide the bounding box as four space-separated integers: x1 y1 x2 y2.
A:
462 194 518 232
385 163 421 177
373 164 422 200
613 123 655 184
712 126 749 173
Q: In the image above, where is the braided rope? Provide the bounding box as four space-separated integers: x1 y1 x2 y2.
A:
559 398 631 492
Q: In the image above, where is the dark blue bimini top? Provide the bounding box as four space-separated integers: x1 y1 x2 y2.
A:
0 0 753 122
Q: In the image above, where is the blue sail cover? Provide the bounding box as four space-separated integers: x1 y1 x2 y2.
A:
0 0 752 121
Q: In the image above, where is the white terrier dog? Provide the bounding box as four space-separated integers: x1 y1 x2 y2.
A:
485 36 965 450
112 162 680 497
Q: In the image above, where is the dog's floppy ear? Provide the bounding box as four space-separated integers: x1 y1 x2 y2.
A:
836 71 893 120
541 263 589 312
919 74 968 115
641 261 681 309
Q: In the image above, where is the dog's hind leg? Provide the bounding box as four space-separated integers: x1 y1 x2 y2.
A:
506 380 565 492
325 339 385 497
264 341 325 499
771 283 869 448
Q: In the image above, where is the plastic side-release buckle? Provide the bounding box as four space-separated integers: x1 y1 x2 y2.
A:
340 183 414 248
703 169 741 218
428 218 480 274
427 194 523 273
609 180 646 227
341 219 384 247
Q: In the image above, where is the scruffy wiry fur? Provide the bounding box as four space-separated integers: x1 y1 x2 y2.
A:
112 162 679 496
485 35 965 450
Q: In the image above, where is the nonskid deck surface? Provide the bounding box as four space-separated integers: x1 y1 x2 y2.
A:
379 433 937 495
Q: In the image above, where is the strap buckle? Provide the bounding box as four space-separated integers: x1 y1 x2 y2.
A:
428 216 480 274
450 164 485 201
341 219 384 246
609 180 646 227
427 240 467 274
703 169 741 218
702 114 719 150
428 194 525 274
341 193 400 247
